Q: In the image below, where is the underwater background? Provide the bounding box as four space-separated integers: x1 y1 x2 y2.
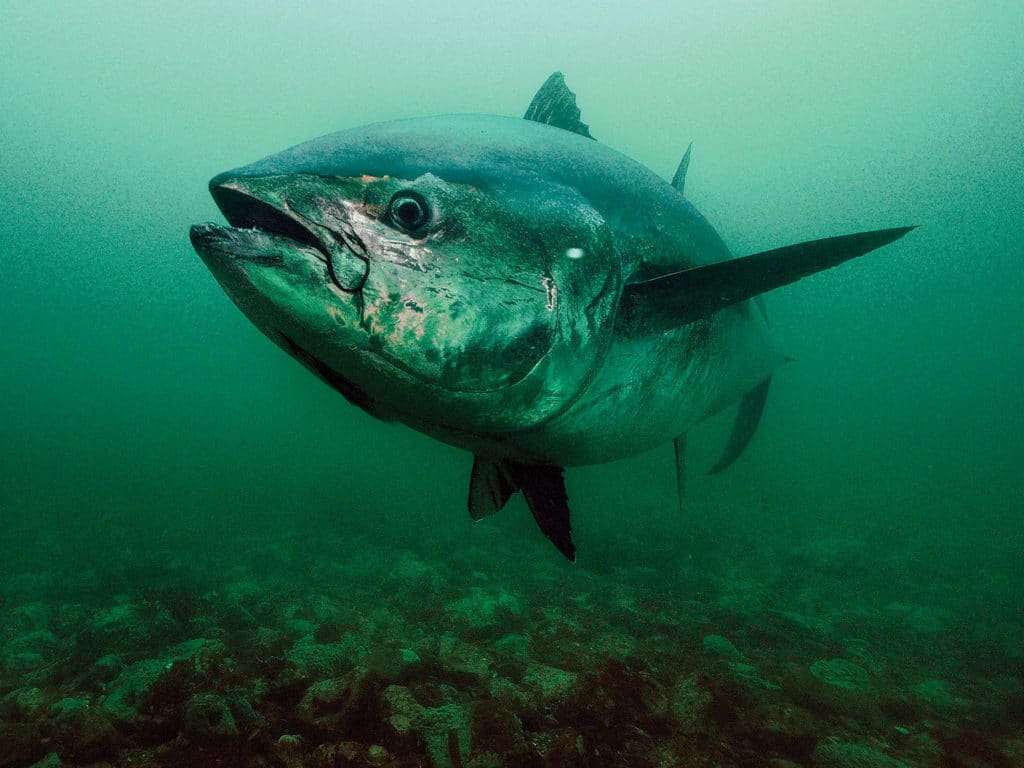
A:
1 2 1022 766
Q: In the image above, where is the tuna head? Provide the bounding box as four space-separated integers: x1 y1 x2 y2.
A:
190 138 619 436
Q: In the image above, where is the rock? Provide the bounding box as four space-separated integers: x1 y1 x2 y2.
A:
183 693 238 741
381 685 470 767
785 658 882 725
10 602 52 634
274 733 305 767
419 703 470 768
913 678 969 712
390 550 446 588
438 634 492 679
79 602 180 657
2 652 45 676
737 703 819 762
82 653 125 691
0 686 46 721
297 668 387 740
309 741 394 768
884 602 951 634
361 645 422 682
49 701 119 761
445 586 523 636
670 674 711 734
26 754 61 768
591 630 636 660
383 684 424 735
101 658 172 726
286 632 361 680
0 721 45 768
6 629 59 657
284 618 317 637
812 738 908 767
808 659 872 692
521 662 577 707
469 699 528 765
727 661 781 691
487 676 532 711
492 633 530 663
769 610 833 637
49 697 89 720
100 638 226 727
703 633 744 661
560 659 668 732
224 580 267 605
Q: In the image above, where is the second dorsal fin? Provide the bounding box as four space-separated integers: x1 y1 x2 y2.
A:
524 72 594 139
671 143 692 194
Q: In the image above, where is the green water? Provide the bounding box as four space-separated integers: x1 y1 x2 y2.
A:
1 3 1022 766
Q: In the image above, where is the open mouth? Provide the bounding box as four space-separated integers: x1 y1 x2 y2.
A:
191 177 369 292
209 184 324 252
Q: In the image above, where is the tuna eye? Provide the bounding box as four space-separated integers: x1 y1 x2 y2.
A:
388 192 429 231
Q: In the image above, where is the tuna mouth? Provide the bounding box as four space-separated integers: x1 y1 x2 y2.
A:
210 184 324 252
193 177 369 292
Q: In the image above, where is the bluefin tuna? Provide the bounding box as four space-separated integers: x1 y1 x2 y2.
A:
190 73 913 560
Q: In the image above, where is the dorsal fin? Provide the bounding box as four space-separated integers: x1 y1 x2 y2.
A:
618 227 916 333
524 72 594 140
671 143 692 194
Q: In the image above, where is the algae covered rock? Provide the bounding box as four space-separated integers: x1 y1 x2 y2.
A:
286 631 361 679
809 658 872 692
812 737 908 767
381 684 470 768
48 700 120 761
183 692 238 741
521 662 577 707
0 686 46 721
297 668 388 740
78 602 177 656
100 638 227 727
360 645 422 682
445 586 523 636
438 633 493 679
669 674 712 734
469 699 529 766
703 633 744 661
913 678 969 711
26 754 61 768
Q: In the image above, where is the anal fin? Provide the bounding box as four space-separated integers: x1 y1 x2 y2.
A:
468 456 516 520
468 456 575 561
709 376 771 475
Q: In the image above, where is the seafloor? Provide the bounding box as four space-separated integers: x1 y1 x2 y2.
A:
1 502 1021 768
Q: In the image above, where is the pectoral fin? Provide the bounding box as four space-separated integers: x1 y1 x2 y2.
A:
468 456 576 561
618 227 915 332
709 376 771 475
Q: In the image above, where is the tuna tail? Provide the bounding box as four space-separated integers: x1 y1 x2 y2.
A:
468 456 575 561
618 227 916 333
